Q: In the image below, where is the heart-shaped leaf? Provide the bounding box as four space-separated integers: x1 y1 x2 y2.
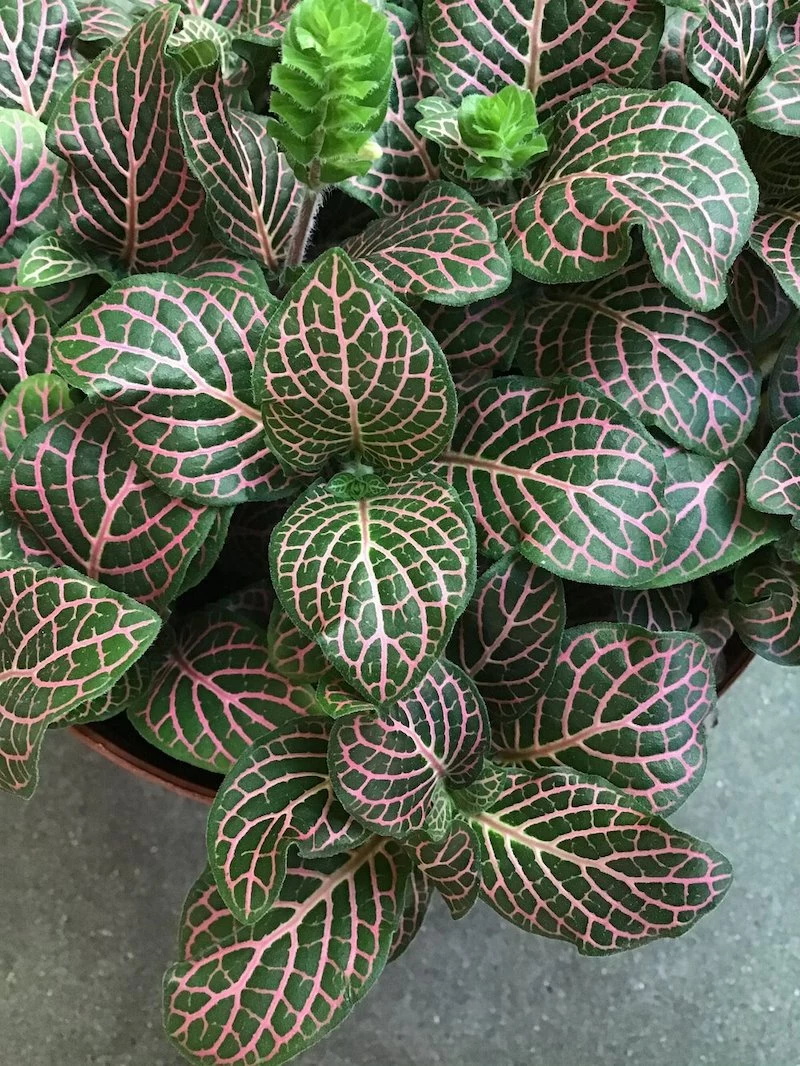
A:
423 0 664 118
267 603 330 682
178 55 304 271
613 584 692 633
164 840 411 1066
46 6 206 271
470 767 732 954
493 624 715 814
256 249 456 475
731 549 800 664
343 3 439 216
0 0 82 121
641 443 782 586
0 372 74 466
53 275 298 506
768 324 800 425
344 182 511 305
128 611 317 772
409 818 480 918
496 84 757 312
0 108 62 288
2 404 217 607
0 564 160 795
271 473 475 704
329 659 489 840
389 865 430 960
519 258 760 457
748 417 800 521
727 248 793 345
440 376 670 586
208 717 369 925
0 292 52 396
748 45 800 136
420 291 522 376
449 552 565 720
689 0 773 120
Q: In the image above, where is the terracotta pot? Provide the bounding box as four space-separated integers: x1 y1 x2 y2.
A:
72 637 755 806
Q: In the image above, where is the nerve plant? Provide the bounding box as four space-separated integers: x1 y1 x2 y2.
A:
1 0 799 1060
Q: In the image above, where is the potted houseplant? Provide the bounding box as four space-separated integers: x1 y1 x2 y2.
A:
1 0 799 1062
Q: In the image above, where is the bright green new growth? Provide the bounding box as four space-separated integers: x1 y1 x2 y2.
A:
267 0 393 188
417 86 548 180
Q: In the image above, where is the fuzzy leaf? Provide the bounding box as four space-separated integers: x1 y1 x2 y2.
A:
771 0 800 56
2 404 217 607
208 717 369 925
519 258 760 457
689 0 773 119
423 0 664 118
0 108 62 288
267 603 330 682
496 85 756 312
53 275 298 506
345 182 511 305
0 564 160 795
731 549 800 663
409 819 480 918
164 841 410 1066
748 415 800 520
471 768 731 954
449 552 565 720
178 56 304 271
693 603 734 686
748 44 800 136
0 292 52 396
493 624 715 814
440 377 670 586
0 0 82 121
747 133 800 306
389 865 430 960
178 866 235 963
342 3 439 215
46 6 206 271
420 291 522 376
0 372 73 466
655 6 702 87
271 474 475 704
256 249 456 475
56 655 148 726
613 585 692 632
329 659 489 840
128 611 317 773
727 249 793 345
768 324 800 425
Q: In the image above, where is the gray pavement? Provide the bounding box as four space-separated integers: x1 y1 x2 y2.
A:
1 657 798 1066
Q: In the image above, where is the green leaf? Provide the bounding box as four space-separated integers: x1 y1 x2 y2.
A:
689 0 772 120
0 0 83 121
748 416 800 522
270 473 476 704
267 0 393 187
267 602 331 682
389 865 430 960
0 564 160 795
496 84 757 312
727 249 793 346
731 549 800 664
255 248 456 475
0 372 74 467
746 130 800 308
419 291 522 377
0 292 52 397
769 323 800 426
17 231 123 288
55 656 149 727
408 818 480 918
748 44 800 137
175 505 234 597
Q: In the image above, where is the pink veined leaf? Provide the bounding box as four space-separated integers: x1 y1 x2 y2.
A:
53 274 300 506
613 584 693 633
423 0 666 118
191 0 296 31
470 767 732 954
0 0 83 121
747 414 800 521
388 865 431 961
690 0 775 120
519 258 760 458
419 290 523 376
0 108 63 289
693 603 734 687
0 372 74 466
178 866 237 963
46 6 207 272
0 564 160 795
768 323 800 425
344 182 512 305
495 84 757 313
267 603 331 683
164 840 412 1066
208 717 370 924
2 403 218 608
493 623 715 815
176 505 234 598
329 659 490 841
178 57 304 272
316 676 377 720
639 442 782 586
271 473 476 705
0 291 52 396
409 818 481 919
439 376 671 586
16 231 124 289
127 610 318 773
448 551 565 720
727 248 794 344
255 248 457 475
180 244 269 290
748 43 800 135
747 129 800 306
343 2 439 216
770 0 800 56
55 655 150 727
731 548 800 664
654 6 703 87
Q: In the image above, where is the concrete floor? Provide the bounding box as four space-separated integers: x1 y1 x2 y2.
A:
1 657 798 1066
